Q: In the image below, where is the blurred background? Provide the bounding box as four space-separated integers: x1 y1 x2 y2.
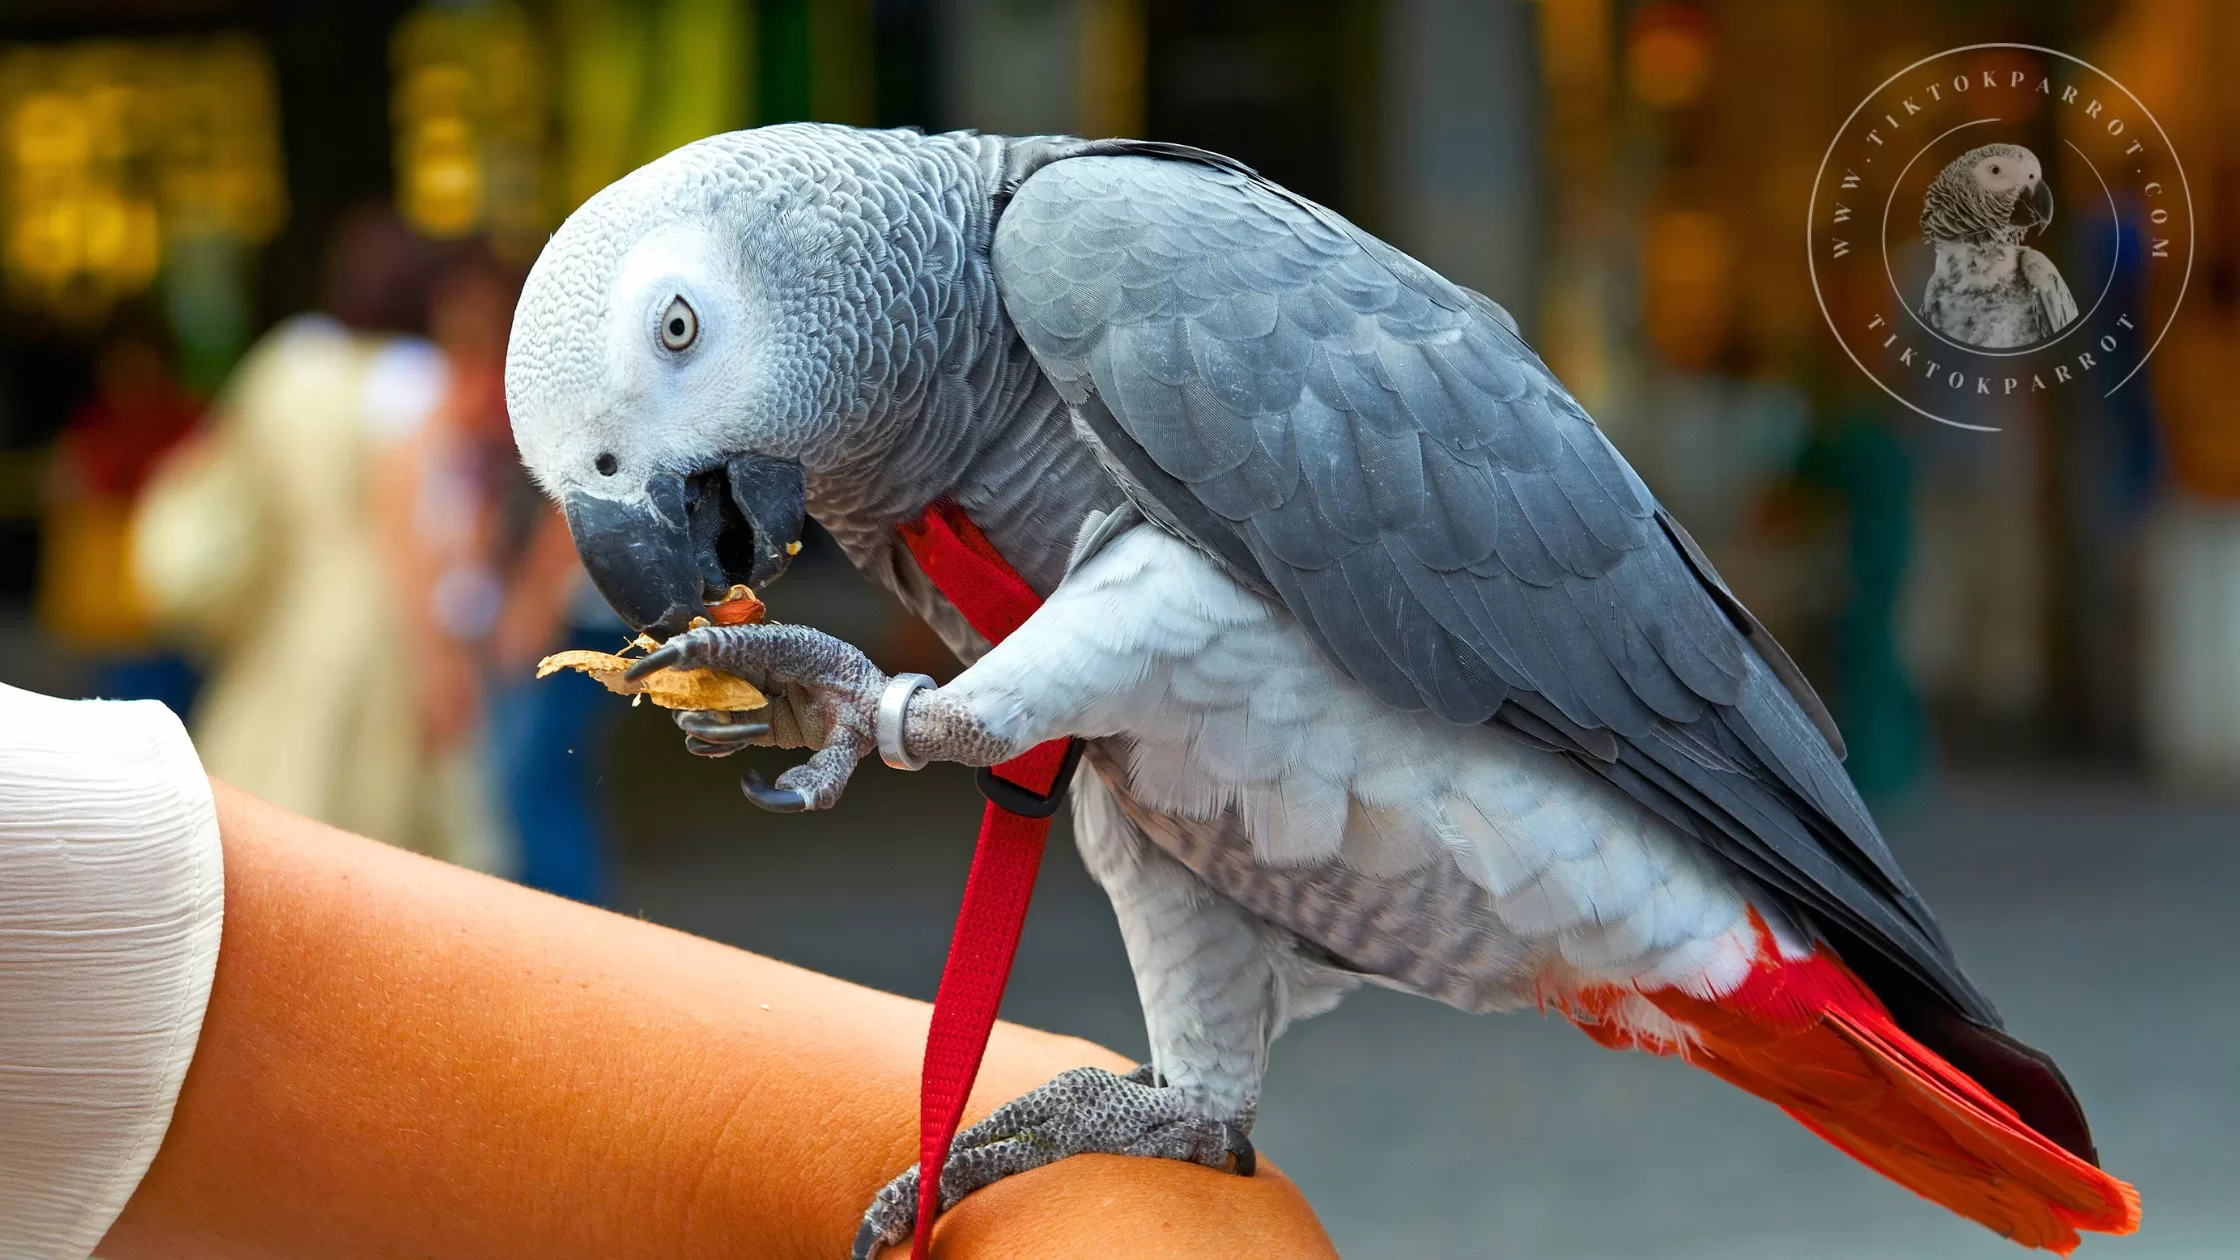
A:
0 0 2233 1255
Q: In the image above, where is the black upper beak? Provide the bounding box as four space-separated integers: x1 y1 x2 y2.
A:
2015 178 2054 230
563 454 806 638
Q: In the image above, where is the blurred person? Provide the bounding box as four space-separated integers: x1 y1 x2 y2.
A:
1898 396 2050 734
37 311 205 715
488 559 629 903
133 207 498 868
370 241 623 903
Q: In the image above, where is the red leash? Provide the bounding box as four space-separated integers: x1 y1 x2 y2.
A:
895 500 1082 1260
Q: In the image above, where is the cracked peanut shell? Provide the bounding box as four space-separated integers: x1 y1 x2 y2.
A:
535 650 768 712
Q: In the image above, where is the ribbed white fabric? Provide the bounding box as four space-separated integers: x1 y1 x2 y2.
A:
0 684 223 1259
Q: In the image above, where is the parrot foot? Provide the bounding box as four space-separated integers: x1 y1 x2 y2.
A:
629 623 886 811
850 1064 1253 1259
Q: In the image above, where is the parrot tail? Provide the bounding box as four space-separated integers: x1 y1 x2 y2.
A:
1565 916 2140 1254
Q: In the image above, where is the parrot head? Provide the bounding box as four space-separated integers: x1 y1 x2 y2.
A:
505 125 934 637
1920 142 2055 246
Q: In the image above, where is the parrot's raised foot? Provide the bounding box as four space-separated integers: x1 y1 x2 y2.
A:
850 1064 1253 1259
632 623 890 811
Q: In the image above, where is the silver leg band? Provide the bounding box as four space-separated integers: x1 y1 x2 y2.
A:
876 672 937 771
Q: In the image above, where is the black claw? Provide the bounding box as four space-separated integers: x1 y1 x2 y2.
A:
676 709 731 734
1222 1124 1257 1177
850 1218 887 1260
683 737 740 758
624 642 687 680
681 718 770 742
739 769 808 812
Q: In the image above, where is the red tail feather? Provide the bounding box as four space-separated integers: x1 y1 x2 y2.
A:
1569 917 2140 1254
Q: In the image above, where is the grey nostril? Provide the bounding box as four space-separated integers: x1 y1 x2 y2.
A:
594 452 618 476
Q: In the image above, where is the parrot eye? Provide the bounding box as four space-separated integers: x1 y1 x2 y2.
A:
659 296 698 351
594 452 618 476
1989 164 2001 175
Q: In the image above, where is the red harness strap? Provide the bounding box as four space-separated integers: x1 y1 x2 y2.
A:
894 500 1081 1260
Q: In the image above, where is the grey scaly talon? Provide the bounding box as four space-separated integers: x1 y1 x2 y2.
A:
673 708 769 758
623 641 685 679
676 712 771 743
739 770 809 812
1220 1122 1256 1175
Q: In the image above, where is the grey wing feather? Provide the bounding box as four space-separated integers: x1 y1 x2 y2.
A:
992 145 1996 1024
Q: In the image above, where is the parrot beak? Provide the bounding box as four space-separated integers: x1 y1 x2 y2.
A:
563 455 805 639
721 452 808 590
2015 178 2055 232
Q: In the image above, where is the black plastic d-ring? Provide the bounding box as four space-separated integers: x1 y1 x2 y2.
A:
975 738 1086 819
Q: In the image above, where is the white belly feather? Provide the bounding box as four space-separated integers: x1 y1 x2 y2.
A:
948 524 1775 1006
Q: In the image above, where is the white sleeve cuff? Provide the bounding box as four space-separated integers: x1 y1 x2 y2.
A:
0 683 224 1258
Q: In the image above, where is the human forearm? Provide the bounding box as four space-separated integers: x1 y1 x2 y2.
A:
100 782 1332 1259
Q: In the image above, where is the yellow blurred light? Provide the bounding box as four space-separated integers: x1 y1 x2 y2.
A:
405 63 476 117
11 199 78 284
12 93 90 170
392 3 548 250
79 193 130 268
0 35 285 320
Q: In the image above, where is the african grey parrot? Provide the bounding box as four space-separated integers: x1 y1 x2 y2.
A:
503 123 2137 1255
1920 142 2078 349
